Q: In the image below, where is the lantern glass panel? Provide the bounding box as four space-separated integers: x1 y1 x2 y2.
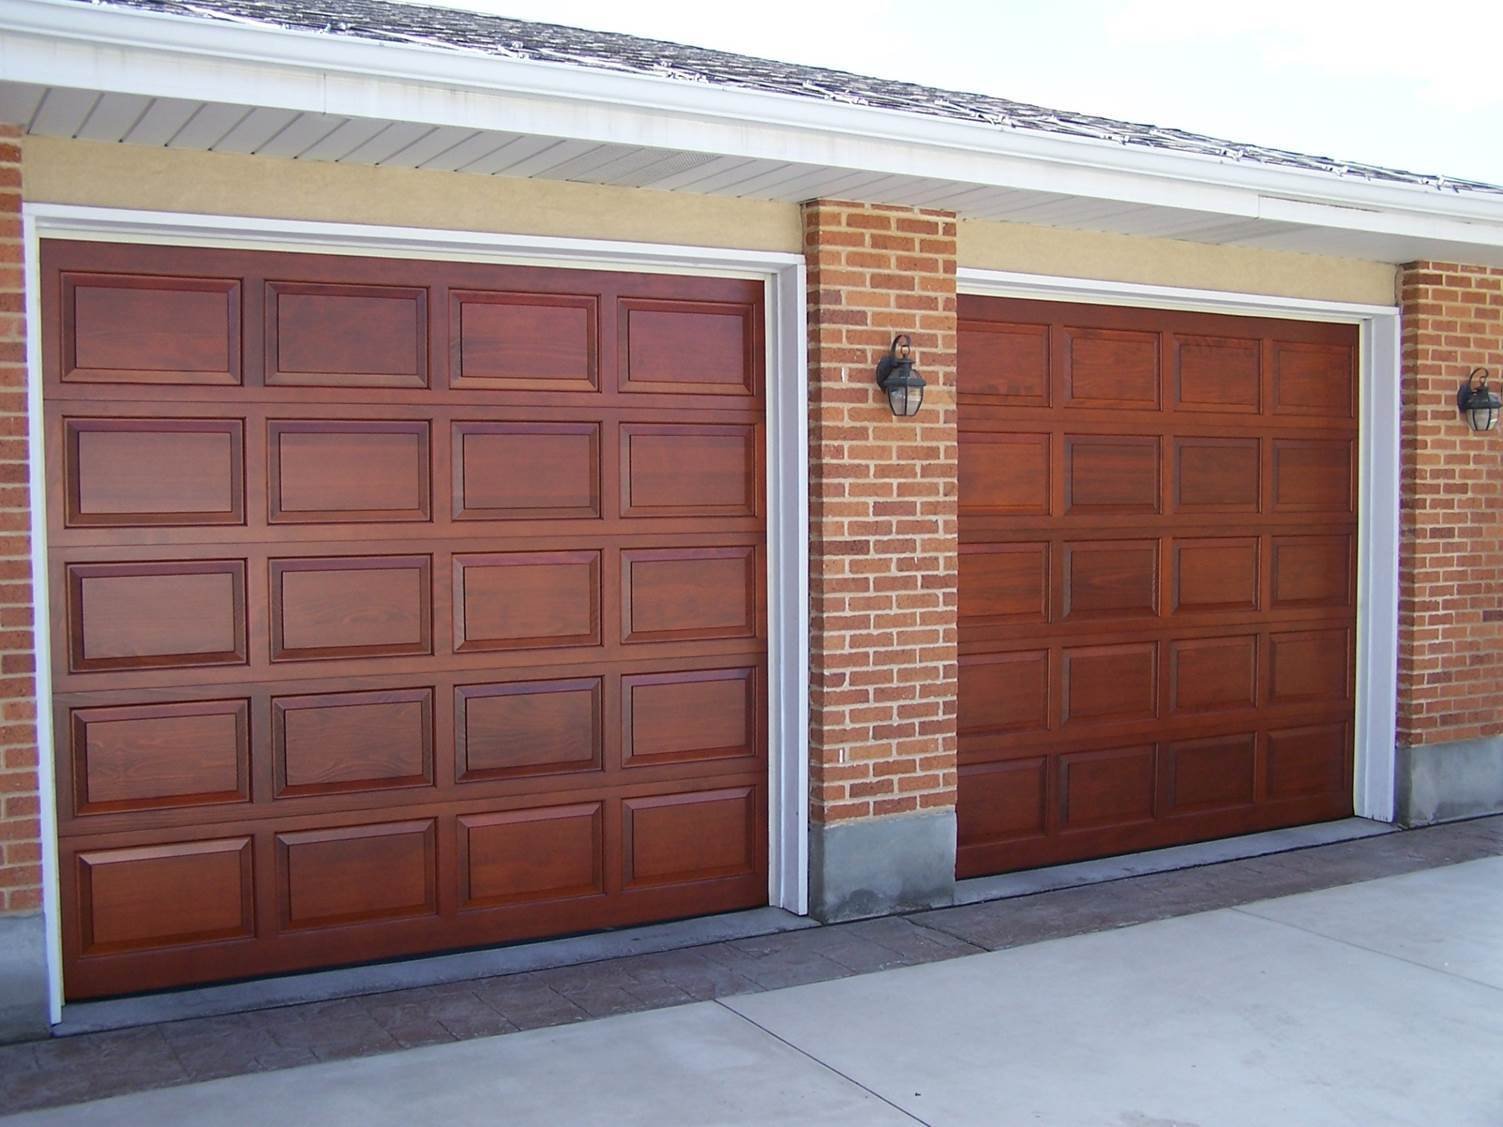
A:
888 383 923 416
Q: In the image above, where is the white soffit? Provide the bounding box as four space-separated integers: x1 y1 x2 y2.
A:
5 0 1503 265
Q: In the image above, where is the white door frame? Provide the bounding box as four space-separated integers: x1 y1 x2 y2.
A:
22 202 811 1023
956 267 1401 824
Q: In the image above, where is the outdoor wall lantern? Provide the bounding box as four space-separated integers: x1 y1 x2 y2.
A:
1458 367 1502 432
875 334 926 417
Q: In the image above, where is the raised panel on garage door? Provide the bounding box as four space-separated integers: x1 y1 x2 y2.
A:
957 295 1356 877
60 272 241 385
67 560 248 673
68 699 250 817
453 422 600 520
450 290 598 392
43 238 768 999
268 420 431 523
64 417 245 527
75 838 254 955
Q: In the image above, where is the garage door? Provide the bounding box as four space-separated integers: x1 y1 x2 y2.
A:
44 240 768 998
956 296 1356 878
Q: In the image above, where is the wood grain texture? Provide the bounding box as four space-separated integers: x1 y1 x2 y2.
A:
71 700 249 815
268 420 431 523
65 417 245 527
42 239 768 999
957 296 1356 876
61 272 241 385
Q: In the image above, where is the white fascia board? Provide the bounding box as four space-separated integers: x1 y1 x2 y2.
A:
7 0 1503 251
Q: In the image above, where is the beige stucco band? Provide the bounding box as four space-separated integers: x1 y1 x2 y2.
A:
21 136 804 253
25 136 1397 306
959 218 1398 306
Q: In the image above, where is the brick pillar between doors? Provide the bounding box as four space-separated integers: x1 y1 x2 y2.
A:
1395 262 1503 824
803 199 959 919
0 123 50 1042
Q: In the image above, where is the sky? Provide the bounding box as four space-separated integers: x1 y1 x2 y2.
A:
405 0 1503 186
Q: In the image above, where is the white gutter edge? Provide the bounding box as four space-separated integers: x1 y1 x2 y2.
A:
5 0 1503 245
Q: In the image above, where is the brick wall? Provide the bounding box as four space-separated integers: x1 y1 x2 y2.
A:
1398 262 1503 746
803 199 959 826
0 123 40 915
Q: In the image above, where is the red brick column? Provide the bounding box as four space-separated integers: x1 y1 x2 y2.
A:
0 124 48 1043
0 124 39 917
1395 262 1503 823
803 199 958 916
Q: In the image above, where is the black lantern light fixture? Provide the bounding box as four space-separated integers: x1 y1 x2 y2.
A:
875 334 926 417
1458 367 1502 432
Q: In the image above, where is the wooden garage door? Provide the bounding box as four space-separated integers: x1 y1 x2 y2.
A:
43 240 768 999
956 296 1356 878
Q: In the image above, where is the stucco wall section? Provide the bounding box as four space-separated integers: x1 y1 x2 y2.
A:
959 218 1398 307
26 140 1399 308
21 137 803 253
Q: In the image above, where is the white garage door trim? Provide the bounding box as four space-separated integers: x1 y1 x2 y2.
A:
23 201 811 1024
956 266 1401 827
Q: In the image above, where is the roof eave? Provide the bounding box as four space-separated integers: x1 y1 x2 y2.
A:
6 0 1503 257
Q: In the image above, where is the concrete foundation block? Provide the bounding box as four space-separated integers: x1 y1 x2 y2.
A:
1396 737 1503 826
0 913 51 1043
809 810 956 922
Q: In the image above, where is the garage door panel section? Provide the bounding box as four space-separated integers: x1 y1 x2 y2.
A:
43 239 768 998
1062 540 1158 620
265 281 429 389
1063 326 1160 410
75 837 255 955
453 551 601 653
1064 435 1160 515
620 423 760 519
277 819 439 930
622 546 760 644
70 698 251 817
958 650 1051 742
959 543 1050 624
619 298 760 397
455 677 603 782
622 787 759 887
453 421 601 520
1174 336 1260 413
621 667 759 768
459 803 605 909
1272 342 1356 418
1267 722 1352 801
450 290 599 393
1172 537 1260 615
65 417 247 527
1164 734 1257 815
271 555 433 662
958 431 1051 518
1271 439 1355 513
268 420 432 524
1169 636 1258 716
59 271 242 386
1058 744 1157 831
957 319 1050 406
957 296 1356 875
957 759 1048 846
273 688 435 798
67 560 249 674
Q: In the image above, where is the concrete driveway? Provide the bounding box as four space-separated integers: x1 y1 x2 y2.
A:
7 854 1501 1126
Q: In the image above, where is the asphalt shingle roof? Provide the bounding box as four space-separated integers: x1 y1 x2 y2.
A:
78 0 1503 198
